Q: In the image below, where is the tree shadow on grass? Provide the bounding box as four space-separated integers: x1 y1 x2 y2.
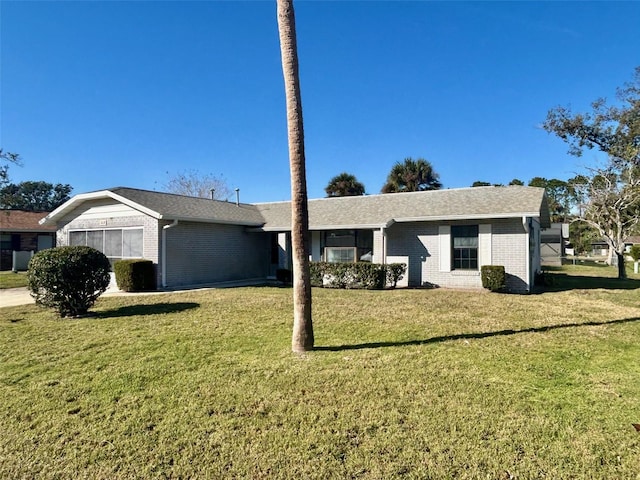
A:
544 274 640 292
314 317 640 352
94 302 200 319
541 265 640 292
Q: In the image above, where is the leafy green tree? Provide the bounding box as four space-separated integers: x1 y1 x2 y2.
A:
277 0 313 352
325 172 365 197
509 179 525 186
381 157 442 193
527 177 578 222
0 181 72 211
543 67 640 278
568 221 598 256
544 66 639 168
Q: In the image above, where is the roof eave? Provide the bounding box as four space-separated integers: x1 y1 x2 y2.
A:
255 222 389 232
160 215 264 227
393 212 544 223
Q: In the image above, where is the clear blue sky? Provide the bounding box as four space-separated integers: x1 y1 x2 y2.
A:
1 1 639 203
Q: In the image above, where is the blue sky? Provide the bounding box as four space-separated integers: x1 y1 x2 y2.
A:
1 1 639 203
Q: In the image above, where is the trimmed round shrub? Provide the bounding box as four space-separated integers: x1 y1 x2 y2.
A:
481 265 506 292
114 259 156 292
630 244 640 262
27 246 111 317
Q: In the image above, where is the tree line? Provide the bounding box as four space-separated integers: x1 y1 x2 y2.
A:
0 149 72 211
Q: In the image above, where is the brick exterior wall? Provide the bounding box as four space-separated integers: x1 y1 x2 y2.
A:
57 214 160 284
385 218 531 292
491 219 530 292
164 221 270 287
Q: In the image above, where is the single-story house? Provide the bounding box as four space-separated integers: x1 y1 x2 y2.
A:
591 236 640 261
40 185 550 293
1 210 57 270
540 222 570 266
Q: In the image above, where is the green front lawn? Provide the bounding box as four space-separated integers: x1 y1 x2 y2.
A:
1 266 639 478
0 271 29 289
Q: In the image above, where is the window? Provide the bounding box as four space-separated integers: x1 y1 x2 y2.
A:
1 234 12 250
452 225 478 270
323 230 373 262
69 228 143 265
325 247 356 263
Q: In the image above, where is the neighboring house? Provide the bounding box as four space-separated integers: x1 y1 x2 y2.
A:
40 185 550 293
540 222 569 266
1 210 57 270
591 236 640 260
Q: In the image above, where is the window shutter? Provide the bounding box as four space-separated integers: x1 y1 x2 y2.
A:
439 225 451 272
479 224 492 266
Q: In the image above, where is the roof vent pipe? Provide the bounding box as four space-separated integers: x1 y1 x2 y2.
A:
235 188 240 206
210 188 215 200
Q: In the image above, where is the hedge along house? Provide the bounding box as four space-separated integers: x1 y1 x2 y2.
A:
41 185 550 293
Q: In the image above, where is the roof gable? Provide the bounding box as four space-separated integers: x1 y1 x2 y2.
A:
41 187 265 226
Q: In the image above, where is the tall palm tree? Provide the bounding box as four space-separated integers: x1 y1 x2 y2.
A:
277 0 314 352
381 157 442 193
325 172 366 197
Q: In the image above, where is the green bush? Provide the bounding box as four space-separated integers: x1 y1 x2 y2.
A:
481 265 506 292
309 262 405 290
630 244 640 262
114 259 156 292
27 246 111 317
385 263 407 288
309 262 325 287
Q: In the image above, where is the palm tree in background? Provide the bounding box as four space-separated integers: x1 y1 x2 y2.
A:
381 157 442 193
325 172 366 197
276 0 314 352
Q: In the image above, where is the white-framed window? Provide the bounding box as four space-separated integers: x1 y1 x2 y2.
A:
324 247 356 263
452 225 479 270
322 229 373 263
69 228 143 265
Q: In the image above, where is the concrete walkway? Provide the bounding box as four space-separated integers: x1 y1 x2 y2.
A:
1 278 271 309
1 288 35 308
0 285 134 308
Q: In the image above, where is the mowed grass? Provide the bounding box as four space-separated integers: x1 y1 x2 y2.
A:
1 266 639 479
0 270 28 289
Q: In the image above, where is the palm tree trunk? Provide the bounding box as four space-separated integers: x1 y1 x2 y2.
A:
277 0 314 352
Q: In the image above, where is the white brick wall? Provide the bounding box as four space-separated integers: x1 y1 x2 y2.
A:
164 221 269 287
385 218 531 292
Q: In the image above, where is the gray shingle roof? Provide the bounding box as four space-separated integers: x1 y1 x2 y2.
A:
42 185 550 229
255 186 550 230
110 188 265 225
